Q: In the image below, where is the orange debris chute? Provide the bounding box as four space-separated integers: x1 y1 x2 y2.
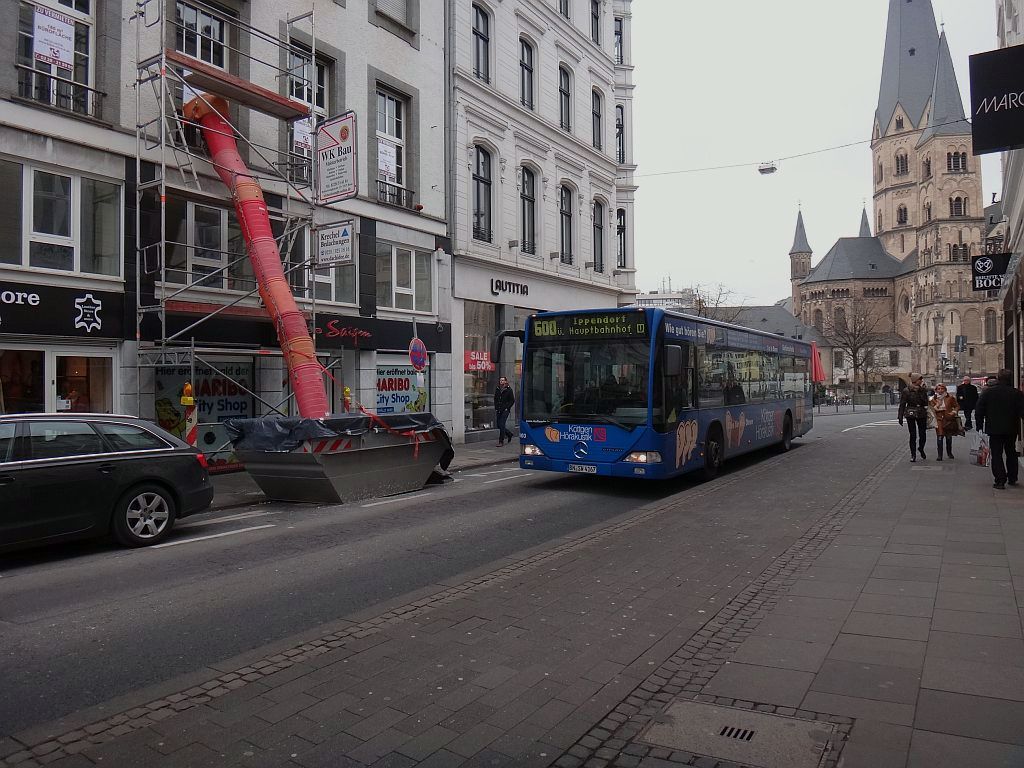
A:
184 94 329 419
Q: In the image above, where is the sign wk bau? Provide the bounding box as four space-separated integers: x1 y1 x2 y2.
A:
316 111 357 204
317 221 354 267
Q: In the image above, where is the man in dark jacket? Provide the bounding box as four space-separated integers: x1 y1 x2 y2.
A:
975 369 1024 489
957 376 979 430
494 376 516 447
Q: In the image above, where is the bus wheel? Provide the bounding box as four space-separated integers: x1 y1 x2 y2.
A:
779 414 794 452
702 426 724 480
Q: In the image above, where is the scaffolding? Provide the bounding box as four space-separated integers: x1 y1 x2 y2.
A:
130 0 325 462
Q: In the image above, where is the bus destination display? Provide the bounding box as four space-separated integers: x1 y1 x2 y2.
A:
531 312 648 339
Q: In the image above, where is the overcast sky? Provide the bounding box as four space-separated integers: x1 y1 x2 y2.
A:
630 0 1001 306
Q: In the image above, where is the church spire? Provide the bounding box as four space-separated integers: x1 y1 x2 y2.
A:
790 210 812 255
859 207 872 238
875 0 941 135
917 30 971 144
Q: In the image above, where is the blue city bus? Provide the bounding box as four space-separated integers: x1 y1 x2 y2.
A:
511 307 813 479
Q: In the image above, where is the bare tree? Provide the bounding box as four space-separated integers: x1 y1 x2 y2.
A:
822 300 895 393
692 283 745 323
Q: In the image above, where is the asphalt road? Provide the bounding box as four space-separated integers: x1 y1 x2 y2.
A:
0 408 900 737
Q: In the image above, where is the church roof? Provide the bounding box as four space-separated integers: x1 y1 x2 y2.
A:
875 0 941 134
803 237 906 284
897 249 919 276
917 31 971 145
790 210 812 255
859 208 872 238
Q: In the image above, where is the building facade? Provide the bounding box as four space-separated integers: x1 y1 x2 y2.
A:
1 0 454 464
448 0 637 443
788 0 1003 390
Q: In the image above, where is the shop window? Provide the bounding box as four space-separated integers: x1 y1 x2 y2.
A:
17 0 100 118
0 349 45 414
0 159 121 276
56 355 112 413
375 241 433 312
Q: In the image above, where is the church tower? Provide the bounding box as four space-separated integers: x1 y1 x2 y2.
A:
789 210 812 316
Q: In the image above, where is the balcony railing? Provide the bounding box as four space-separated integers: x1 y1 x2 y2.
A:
17 64 105 119
472 225 492 243
521 239 536 255
377 180 414 209
560 252 574 265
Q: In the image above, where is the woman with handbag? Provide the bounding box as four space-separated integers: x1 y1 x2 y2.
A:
898 374 930 461
929 383 961 460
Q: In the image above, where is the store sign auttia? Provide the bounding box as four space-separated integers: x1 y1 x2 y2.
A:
376 366 429 415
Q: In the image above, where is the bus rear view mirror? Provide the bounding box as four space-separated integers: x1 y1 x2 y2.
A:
490 329 526 365
664 345 683 377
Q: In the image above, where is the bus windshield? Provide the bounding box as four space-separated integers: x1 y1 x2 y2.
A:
524 339 650 428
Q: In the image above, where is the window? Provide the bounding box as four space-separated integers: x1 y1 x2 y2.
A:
0 160 121 276
519 39 534 109
813 309 823 331
895 153 909 176
375 242 433 312
376 0 408 24
95 423 169 452
947 151 968 172
897 205 908 226
923 157 932 178
376 89 411 207
616 208 626 268
558 0 570 18
559 66 571 131
924 202 932 221
472 146 492 243
520 167 536 255
0 424 15 462
614 17 623 64
834 350 844 369
877 210 883 232
834 307 847 332
615 105 625 163
28 420 105 460
876 162 883 184
472 4 489 83
985 309 998 343
592 90 603 150
17 1 98 117
288 45 328 185
895 116 904 130
889 350 899 367
950 196 967 217
592 200 604 272
175 1 227 68
559 185 573 264
590 0 600 43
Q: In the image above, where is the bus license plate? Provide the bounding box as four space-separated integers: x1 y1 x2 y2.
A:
568 464 597 474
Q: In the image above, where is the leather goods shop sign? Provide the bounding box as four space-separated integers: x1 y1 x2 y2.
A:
0 280 125 338
970 44 1024 155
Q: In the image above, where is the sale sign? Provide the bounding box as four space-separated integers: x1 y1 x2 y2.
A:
464 350 495 372
33 6 75 71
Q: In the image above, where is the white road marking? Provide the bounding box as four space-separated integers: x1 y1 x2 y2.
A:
483 473 533 484
842 420 901 432
361 493 430 508
182 510 272 528
153 524 276 548
474 467 522 476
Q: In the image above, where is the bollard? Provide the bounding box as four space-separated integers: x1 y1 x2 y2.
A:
181 382 198 447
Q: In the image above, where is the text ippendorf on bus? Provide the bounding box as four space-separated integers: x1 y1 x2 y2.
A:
491 308 814 480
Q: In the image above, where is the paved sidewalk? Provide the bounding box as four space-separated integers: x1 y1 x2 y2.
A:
210 442 518 510
3 434 1022 768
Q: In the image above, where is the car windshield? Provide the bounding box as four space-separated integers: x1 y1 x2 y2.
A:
524 339 650 427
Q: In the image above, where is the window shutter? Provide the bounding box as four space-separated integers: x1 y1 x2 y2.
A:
377 0 408 24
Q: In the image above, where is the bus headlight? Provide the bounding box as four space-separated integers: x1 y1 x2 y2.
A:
522 444 544 456
624 451 662 464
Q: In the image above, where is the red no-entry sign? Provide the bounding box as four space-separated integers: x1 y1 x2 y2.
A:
409 337 428 371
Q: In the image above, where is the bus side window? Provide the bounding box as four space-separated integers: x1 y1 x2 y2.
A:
697 344 725 408
654 343 693 431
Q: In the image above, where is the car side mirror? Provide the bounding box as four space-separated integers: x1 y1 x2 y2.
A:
664 345 683 377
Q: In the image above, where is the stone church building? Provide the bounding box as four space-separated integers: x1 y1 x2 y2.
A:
787 0 1005 390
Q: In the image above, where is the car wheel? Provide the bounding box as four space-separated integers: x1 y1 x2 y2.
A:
113 484 176 547
779 414 794 452
702 426 724 481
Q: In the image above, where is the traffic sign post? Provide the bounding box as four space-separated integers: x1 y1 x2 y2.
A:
408 337 428 372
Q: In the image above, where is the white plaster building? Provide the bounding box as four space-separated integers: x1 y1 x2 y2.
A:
447 0 637 442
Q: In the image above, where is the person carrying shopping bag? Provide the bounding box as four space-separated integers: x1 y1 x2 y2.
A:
929 383 961 460
898 374 930 461
975 369 1024 488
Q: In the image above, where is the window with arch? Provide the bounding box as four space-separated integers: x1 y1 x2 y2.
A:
923 157 932 178
591 90 603 149
616 208 627 268
895 116 904 130
876 162 883 184
559 185 574 264
877 210 883 232
472 146 492 243
895 153 909 176
520 167 536 255
590 0 600 43
812 309 823 331
592 200 604 272
924 201 932 221
985 309 998 343
558 66 571 131
947 151 968 172
615 105 625 163
950 196 967 217
519 38 534 109
834 307 847 332
897 205 908 226
472 4 489 83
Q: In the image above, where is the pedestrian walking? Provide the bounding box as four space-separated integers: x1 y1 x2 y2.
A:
975 369 1024 489
957 375 979 430
898 374 930 462
930 383 960 460
494 376 516 447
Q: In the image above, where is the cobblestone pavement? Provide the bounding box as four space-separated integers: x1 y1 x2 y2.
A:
3 420 1022 768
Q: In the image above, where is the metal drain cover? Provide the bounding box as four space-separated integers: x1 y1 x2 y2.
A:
640 701 834 768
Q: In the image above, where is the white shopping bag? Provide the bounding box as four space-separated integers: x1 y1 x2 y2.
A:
969 431 990 467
